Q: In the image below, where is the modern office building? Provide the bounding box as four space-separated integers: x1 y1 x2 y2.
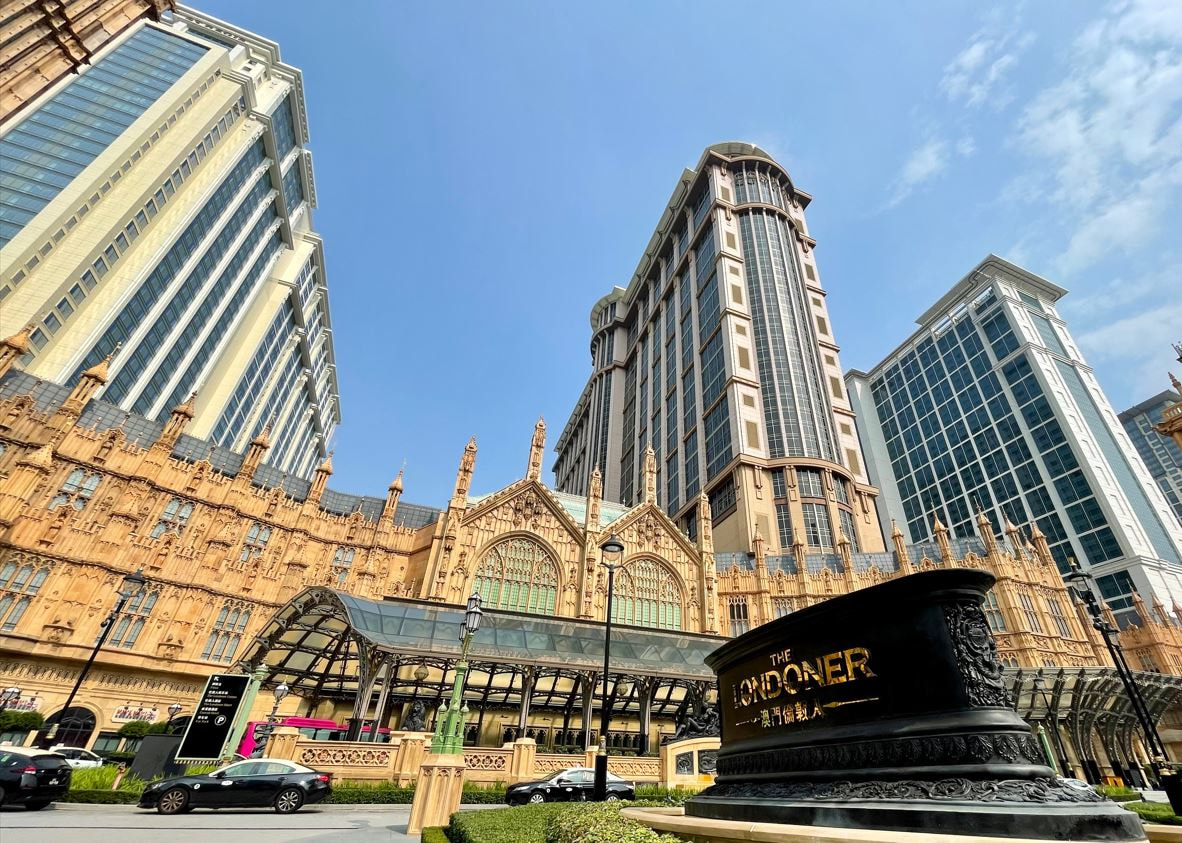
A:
846 256 1182 622
0 6 340 478
555 142 885 557
1120 389 1182 527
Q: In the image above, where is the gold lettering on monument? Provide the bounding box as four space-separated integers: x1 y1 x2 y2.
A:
731 646 878 729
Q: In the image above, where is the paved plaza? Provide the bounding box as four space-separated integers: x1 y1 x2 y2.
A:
0 802 499 842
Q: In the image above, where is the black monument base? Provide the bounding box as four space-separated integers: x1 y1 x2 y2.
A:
687 778 1144 841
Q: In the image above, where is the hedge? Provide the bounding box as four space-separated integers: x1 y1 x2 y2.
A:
445 802 679 843
422 829 449 843
447 804 567 843
1124 801 1182 825
543 802 681 843
57 790 140 804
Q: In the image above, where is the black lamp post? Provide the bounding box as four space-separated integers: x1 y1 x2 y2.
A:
1063 565 1175 800
594 532 624 802
0 686 21 714
42 569 146 748
165 702 183 733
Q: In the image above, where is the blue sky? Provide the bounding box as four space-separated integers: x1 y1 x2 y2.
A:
195 0 1182 509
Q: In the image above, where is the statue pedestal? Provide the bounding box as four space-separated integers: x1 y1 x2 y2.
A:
659 736 720 789
406 753 466 836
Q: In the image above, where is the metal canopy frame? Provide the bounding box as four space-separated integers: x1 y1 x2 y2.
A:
237 587 719 744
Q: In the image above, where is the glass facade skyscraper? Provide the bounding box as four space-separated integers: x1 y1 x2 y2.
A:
1120 391 1182 527
555 143 886 557
846 256 1182 624
0 9 339 478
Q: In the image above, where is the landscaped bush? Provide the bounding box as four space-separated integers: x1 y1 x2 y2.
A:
447 803 566 843
0 710 44 733
543 802 681 843
634 785 699 804
326 786 416 804
421 829 449 843
57 789 140 804
1124 801 1182 825
1097 784 1141 800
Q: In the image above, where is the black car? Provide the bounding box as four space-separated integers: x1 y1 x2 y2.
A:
0 748 72 810
138 759 331 814
505 767 635 804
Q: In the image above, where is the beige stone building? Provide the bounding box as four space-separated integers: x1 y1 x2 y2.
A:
1 328 1181 784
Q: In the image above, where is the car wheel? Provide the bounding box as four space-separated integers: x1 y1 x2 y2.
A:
274 787 304 814
606 793 619 802
528 792 546 804
157 787 189 815
24 801 51 811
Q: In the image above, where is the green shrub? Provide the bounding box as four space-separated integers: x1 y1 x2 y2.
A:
448 804 566 843
1124 801 1182 825
57 789 140 804
0 710 43 733
421 829 449 843
634 785 698 804
1097 784 1140 800
325 786 416 804
543 802 681 843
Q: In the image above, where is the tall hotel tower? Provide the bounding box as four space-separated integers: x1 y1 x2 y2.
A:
0 6 340 479
555 143 885 556
846 256 1182 621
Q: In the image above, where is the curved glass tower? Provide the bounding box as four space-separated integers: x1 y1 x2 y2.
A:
555 143 885 556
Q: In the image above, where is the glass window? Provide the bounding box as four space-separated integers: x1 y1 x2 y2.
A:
474 538 559 615
49 468 101 511
613 558 683 630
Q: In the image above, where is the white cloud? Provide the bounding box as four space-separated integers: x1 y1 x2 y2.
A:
940 26 1034 108
956 137 977 157
885 139 949 208
1073 298 1182 403
1010 0 1182 274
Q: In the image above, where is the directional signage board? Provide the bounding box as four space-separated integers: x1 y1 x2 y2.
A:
176 673 249 762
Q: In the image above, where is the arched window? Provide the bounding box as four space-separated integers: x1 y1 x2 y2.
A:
613 558 683 630
474 538 559 615
0 558 50 632
41 706 96 748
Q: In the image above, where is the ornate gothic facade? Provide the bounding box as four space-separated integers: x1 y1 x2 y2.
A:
2 324 1182 772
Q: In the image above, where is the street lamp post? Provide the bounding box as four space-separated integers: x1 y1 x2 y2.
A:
431 592 483 755
1063 565 1176 802
0 686 21 714
41 569 147 748
594 532 624 802
269 682 290 723
165 702 183 733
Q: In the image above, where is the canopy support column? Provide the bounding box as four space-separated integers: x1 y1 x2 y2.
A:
517 666 536 733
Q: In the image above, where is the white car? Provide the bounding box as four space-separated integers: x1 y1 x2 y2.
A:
51 746 104 768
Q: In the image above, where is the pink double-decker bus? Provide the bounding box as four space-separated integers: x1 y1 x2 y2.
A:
237 717 391 758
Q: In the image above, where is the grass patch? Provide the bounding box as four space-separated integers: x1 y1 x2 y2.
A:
1124 801 1182 825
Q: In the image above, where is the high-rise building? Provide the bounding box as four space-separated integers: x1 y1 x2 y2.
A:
555 142 885 556
846 255 1182 622
1 0 175 121
0 6 339 478
1120 388 1182 527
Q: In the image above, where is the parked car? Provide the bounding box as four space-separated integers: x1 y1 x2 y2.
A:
0 747 72 810
137 759 331 814
505 767 635 804
50 746 104 769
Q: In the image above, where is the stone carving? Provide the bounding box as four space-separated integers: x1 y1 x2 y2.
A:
944 600 1010 707
699 777 1104 804
298 745 391 767
717 731 1044 777
675 751 693 775
463 749 508 771
665 703 720 744
402 700 427 731
698 749 718 774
